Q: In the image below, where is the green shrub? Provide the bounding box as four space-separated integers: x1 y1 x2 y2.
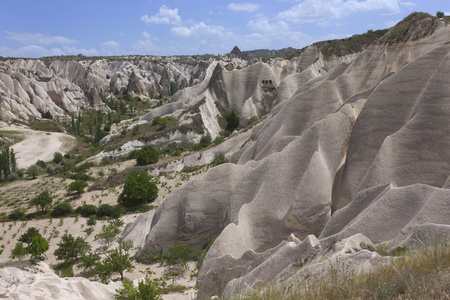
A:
54 233 92 262
87 215 97 226
210 153 229 167
51 202 73 217
224 110 240 132
26 164 41 179
118 170 158 209
9 208 26 220
136 145 159 166
75 205 98 217
53 152 63 164
36 160 46 168
213 136 224 145
97 204 113 217
30 190 52 212
67 180 88 195
53 261 74 277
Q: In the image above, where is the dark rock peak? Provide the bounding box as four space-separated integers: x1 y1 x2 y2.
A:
231 46 242 55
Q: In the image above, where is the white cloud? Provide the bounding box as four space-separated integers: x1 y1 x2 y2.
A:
142 31 151 39
228 3 260 12
133 39 155 52
101 41 120 50
5 31 78 45
101 41 120 55
399 1 416 7
141 5 181 25
171 22 227 38
278 0 400 23
0 45 98 58
248 17 290 33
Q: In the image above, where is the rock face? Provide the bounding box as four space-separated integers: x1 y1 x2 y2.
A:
0 56 214 122
0 262 120 299
126 13 450 298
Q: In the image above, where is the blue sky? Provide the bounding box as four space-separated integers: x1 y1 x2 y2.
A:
0 0 447 58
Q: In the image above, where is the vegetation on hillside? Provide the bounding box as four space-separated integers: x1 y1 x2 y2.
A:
240 240 450 300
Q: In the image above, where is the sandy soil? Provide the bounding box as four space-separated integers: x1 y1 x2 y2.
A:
1 124 77 169
0 158 207 299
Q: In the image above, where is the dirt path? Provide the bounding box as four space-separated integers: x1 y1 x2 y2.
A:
1 125 77 169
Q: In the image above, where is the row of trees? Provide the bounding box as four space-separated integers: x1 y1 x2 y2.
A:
0 145 18 182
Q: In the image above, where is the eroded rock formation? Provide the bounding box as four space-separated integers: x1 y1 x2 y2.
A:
124 13 450 298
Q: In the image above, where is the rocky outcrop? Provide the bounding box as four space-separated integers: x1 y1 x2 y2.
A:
129 13 450 298
0 56 214 122
0 262 120 299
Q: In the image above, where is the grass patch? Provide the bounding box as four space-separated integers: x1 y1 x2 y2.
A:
53 261 74 278
159 285 188 294
239 240 450 300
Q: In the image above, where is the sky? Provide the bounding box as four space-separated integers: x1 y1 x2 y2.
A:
0 0 448 58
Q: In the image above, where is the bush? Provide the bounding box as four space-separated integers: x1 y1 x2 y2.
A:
6 172 19 181
136 145 159 166
54 233 92 262
210 153 229 167
53 152 63 164
95 219 124 246
87 215 97 226
36 160 46 168
115 278 161 300
67 180 88 195
10 242 28 260
224 110 240 132
26 164 41 179
28 235 49 258
30 190 52 212
97 204 113 217
9 208 26 220
213 136 224 145
18 227 40 246
51 202 73 217
75 205 98 217
111 205 125 219
118 170 158 209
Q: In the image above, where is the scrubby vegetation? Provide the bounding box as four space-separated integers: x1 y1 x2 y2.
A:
240 241 450 300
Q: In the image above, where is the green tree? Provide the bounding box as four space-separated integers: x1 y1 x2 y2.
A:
18 227 40 247
10 242 28 261
28 235 49 258
436 11 444 18
54 233 92 262
95 219 124 246
0 146 17 181
135 145 159 166
118 171 158 209
77 252 101 278
67 180 88 196
53 152 63 164
100 239 135 281
224 110 240 132
169 81 178 96
30 190 53 212
115 278 161 300
26 164 41 179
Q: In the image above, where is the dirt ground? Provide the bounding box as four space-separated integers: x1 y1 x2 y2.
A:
0 124 77 169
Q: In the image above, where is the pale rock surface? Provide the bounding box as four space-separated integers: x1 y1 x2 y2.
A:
138 15 450 299
0 262 120 300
